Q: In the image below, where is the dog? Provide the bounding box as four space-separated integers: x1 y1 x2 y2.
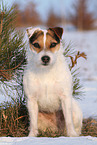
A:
23 27 83 137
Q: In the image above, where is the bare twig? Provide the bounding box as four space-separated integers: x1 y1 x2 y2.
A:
0 71 12 80
68 51 87 69
14 115 28 122
0 11 5 34
0 59 24 80
0 59 24 72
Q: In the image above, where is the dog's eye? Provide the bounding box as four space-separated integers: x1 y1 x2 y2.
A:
32 43 40 48
50 43 57 48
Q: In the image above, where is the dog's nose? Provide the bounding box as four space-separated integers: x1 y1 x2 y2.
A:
41 55 50 65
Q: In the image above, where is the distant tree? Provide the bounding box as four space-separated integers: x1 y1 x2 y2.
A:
68 0 95 30
15 2 42 26
46 10 62 27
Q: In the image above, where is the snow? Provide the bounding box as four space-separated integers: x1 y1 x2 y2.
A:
63 30 97 119
0 30 97 144
0 136 97 145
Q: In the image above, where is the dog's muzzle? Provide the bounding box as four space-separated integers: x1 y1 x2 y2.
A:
41 55 50 66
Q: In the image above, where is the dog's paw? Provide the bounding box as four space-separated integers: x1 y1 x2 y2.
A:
28 130 38 137
67 130 79 137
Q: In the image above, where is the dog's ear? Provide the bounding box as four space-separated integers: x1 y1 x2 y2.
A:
26 27 41 38
49 27 63 39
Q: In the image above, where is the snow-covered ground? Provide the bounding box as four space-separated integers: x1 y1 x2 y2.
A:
63 30 97 119
0 30 97 144
0 136 97 145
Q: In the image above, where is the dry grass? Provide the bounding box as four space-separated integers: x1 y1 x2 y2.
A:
82 118 97 137
0 103 97 137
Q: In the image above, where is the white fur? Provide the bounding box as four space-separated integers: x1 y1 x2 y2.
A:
23 27 83 137
43 30 47 49
26 27 41 38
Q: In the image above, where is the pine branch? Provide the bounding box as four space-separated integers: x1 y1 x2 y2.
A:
0 3 26 81
0 58 24 72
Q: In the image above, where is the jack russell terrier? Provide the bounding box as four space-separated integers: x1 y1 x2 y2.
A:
23 27 83 137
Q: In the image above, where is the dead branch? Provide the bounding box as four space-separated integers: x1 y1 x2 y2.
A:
0 59 24 72
68 51 87 69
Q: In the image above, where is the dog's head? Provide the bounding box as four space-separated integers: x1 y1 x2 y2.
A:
26 27 63 68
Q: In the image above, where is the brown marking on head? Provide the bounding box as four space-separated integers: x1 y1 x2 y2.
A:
29 30 44 53
45 27 63 52
28 27 63 53
46 29 60 52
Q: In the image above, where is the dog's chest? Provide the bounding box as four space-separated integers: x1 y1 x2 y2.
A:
36 76 62 112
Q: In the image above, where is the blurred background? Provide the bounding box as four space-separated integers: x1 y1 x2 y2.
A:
2 0 97 30
0 0 97 137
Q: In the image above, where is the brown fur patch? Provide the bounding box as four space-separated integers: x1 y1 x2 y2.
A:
29 31 44 53
46 30 60 53
29 29 61 53
49 27 63 39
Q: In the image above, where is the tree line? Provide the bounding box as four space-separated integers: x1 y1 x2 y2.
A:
14 0 97 30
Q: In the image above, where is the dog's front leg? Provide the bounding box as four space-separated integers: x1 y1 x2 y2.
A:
61 95 78 137
27 98 38 137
